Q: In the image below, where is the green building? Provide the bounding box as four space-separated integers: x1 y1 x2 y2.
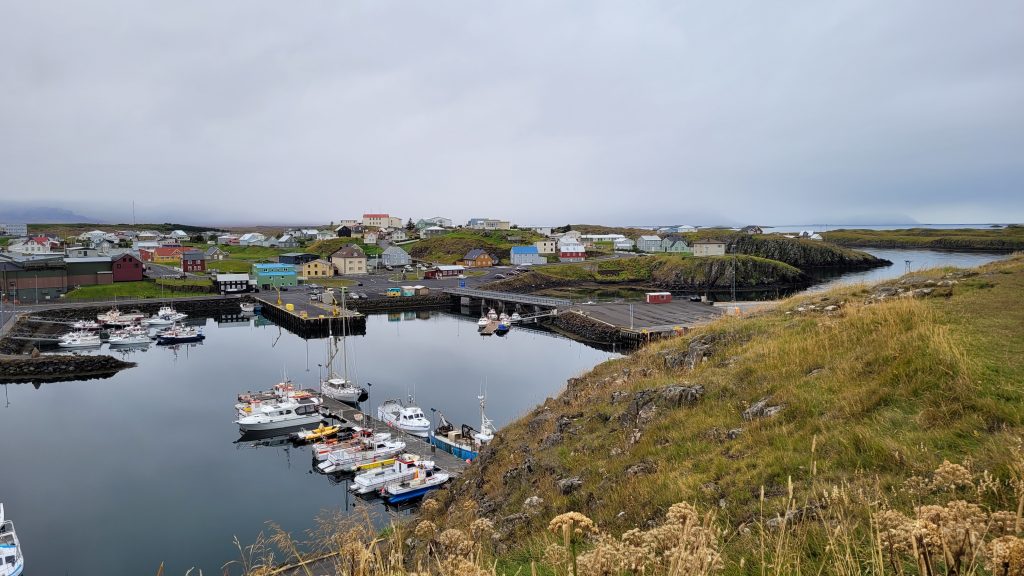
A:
252 263 297 290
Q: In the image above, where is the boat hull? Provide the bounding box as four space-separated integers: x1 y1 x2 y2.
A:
430 435 478 461
237 414 322 432
157 335 205 345
385 484 443 504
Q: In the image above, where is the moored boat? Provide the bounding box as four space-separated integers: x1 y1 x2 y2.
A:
477 317 489 328
97 308 145 327
0 503 24 576
377 398 431 437
510 312 522 323
350 454 433 494
156 324 205 345
58 331 102 348
317 435 406 474
430 395 495 461
235 395 323 432
290 424 342 443
71 320 102 331
107 331 152 346
381 467 450 503
240 302 256 313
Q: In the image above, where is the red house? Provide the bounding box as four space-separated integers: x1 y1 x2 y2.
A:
112 253 144 282
181 250 206 273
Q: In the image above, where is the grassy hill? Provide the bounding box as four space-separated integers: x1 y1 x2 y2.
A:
27 222 222 238
487 254 806 294
307 238 383 258
407 229 546 264
422 254 1024 574
823 226 1024 251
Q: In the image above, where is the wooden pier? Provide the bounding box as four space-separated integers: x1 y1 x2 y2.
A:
319 397 470 476
254 294 367 339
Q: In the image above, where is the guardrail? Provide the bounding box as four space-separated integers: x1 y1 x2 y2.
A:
443 287 572 308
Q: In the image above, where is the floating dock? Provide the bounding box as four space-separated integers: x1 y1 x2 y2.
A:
254 293 367 339
319 397 470 476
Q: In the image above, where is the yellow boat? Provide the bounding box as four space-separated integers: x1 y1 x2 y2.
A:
291 424 341 443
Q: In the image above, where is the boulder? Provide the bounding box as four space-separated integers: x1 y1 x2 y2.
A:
557 476 583 495
742 396 784 421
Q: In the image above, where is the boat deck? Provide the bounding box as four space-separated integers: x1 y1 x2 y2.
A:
319 397 469 476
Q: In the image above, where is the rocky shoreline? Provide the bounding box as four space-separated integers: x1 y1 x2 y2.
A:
0 353 135 384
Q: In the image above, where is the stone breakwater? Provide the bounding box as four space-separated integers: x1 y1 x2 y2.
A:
347 293 452 313
0 354 135 383
550 311 622 345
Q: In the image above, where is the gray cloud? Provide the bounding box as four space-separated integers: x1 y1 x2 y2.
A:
1 0 1022 226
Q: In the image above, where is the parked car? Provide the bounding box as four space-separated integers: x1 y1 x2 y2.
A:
493 274 506 279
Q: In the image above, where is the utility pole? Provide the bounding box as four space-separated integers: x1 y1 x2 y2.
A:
731 252 737 302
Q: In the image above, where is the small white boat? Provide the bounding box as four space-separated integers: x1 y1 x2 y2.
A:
377 398 431 437
235 396 323 432
239 302 256 313
350 454 433 494
0 503 24 576
58 332 102 348
477 317 489 328
236 382 320 415
107 331 152 346
71 320 102 331
499 312 510 323
317 436 407 474
510 312 522 323
156 324 205 345
487 308 498 321
97 308 145 326
311 429 376 461
382 468 451 503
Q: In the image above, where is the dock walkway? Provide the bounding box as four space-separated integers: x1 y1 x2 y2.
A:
319 397 469 476
575 300 725 334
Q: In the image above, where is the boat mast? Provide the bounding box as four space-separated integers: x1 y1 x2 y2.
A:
341 287 349 383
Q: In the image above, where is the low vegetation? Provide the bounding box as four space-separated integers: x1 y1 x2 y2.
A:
308 238 383 259
823 226 1024 251
64 280 210 300
407 229 546 264
27 222 219 238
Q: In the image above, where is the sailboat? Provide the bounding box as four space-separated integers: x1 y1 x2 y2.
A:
320 290 368 405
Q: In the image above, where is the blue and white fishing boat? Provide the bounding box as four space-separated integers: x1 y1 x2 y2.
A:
350 454 434 494
382 467 450 503
0 503 24 576
156 324 205 345
430 395 495 461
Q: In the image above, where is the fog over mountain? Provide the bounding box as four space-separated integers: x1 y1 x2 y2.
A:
1 1 1022 226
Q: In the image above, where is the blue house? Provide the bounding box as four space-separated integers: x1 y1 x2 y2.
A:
252 262 297 290
510 245 547 265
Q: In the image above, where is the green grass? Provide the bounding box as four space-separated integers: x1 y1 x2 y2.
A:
155 277 214 289
407 229 546 264
307 238 383 258
436 254 1024 573
205 259 256 273
822 226 1024 251
64 281 211 300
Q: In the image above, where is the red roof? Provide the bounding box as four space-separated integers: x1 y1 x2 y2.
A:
153 247 185 257
31 236 52 246
363 213 389 218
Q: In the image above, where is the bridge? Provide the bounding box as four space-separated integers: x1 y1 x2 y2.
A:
442 287 572 309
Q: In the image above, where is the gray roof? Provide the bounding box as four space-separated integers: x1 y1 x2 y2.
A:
331 244 366 259
464 249 490 260
182 250 205 261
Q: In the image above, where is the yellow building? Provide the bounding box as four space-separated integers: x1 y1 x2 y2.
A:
301 259 334 278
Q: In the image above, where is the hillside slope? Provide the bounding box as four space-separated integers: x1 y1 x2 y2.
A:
407 229 546 264
437 254 1024 573
822 226 1024 251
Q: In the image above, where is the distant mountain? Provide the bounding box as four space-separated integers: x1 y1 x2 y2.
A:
0 206 97 223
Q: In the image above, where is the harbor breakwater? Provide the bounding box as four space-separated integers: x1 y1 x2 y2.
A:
0 353 135 384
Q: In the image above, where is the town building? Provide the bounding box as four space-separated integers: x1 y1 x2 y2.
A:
335 225 364 238
363 231 379 245
692 239 727 257
140 246 186 264
330 244 368 276
740 225 764 235
239 233 267 246
5 236 59 255
381 246 412 267
530 226 553 236
467 218 511 230
216 234 240 245
637 235 662 252
112 253 144 282
214 273 250 293
0 223 28 237
0 255 67 302
424 265 465 279
613 238 635 251
461 249 495 268
278 252 319 266
65 257 114 287
300 259 334 278
535 239 557 254
661 236 692 253
168 230 190 240
252 263 297 289
390 229 408 242
181 250 206 273
362 213 403 229
558 242 586 263
205 246 228 261
510 246 547 266
272 234 299 248
421 226 447 239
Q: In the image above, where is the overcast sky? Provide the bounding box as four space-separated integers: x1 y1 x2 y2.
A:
1 1 1022 227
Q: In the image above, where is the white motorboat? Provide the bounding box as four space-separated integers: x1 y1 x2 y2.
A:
382 467 451 503
317 435 407 474
377 398 431 437
107 331 152 346
157 306 187 321
236 382 320 415
487 308 498 321
311 429 376 461
510 312 522 323
499 312 510 323
97 308 144 326
0 503 24 576
156 324 205 345
239 302 256 313
477 317 489 328
235 396 323 432
71 320 102 331
350 454 434 494
58 332 102 348
430 395 495 461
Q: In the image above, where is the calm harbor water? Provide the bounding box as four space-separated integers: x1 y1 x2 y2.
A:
0 312 613 575
804 248 1009 293
0 248 1009 575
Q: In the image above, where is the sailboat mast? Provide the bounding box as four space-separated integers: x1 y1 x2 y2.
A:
341 287 349 382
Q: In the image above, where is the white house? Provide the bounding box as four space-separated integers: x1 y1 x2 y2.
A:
535 239 557 254
169 230 190 240
363 231 379 245
390 229 408 242
381 245 412 267
510 246 547 265
637 235 662 252
239 232 267 246
613 238 635 251
692 239 727 256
